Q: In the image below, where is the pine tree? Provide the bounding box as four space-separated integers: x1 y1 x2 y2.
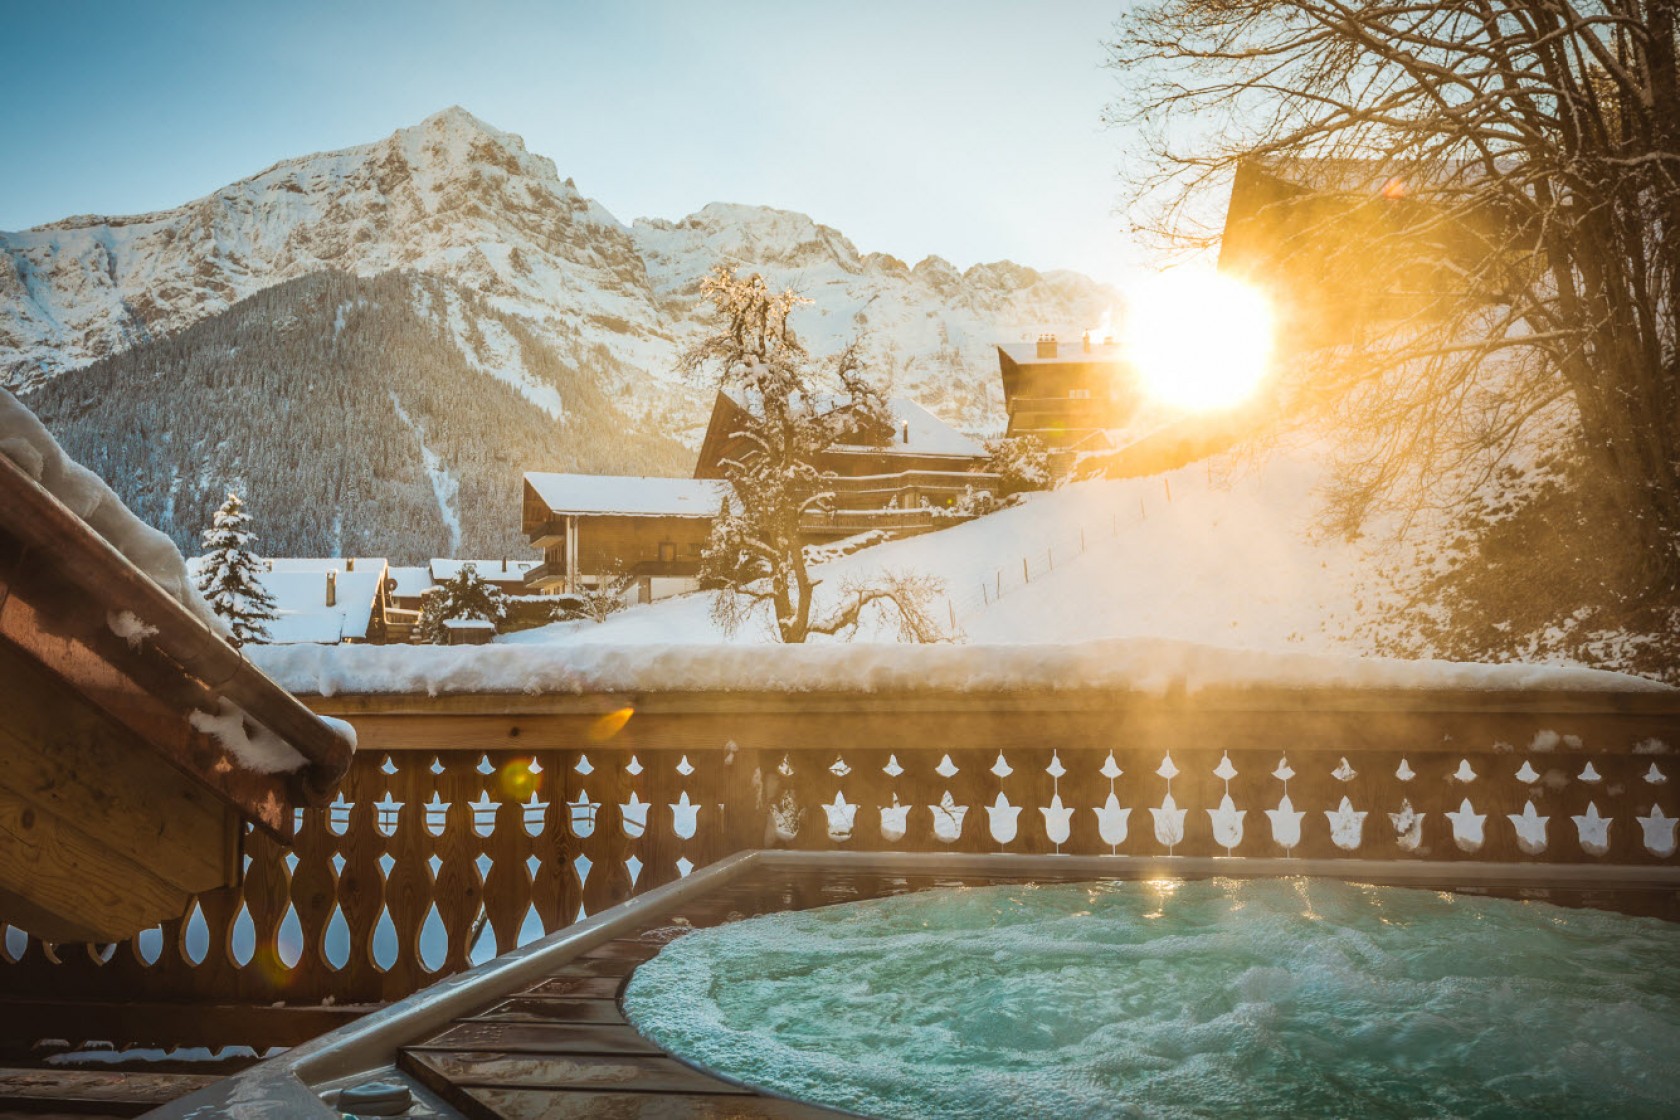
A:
414 563 507 644
196 492 279 647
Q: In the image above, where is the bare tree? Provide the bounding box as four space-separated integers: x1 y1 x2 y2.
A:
1108 0 1680 589
683 267 949 643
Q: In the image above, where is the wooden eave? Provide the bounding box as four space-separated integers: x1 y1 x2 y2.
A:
0 451 354 838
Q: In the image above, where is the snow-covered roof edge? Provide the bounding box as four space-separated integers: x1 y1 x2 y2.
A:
246 637 1674 699
524 473 728 518
0 390 230 638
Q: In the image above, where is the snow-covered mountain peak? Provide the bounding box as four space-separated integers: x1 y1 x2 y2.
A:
2 108 1119 431
634 202 864 277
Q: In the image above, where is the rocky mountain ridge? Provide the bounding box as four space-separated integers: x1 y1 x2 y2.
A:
2 107 1119 436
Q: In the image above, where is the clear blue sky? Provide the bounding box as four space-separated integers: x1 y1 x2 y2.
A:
0 1 1142 286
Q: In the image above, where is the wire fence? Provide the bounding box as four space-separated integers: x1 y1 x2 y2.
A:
941 475 1179 632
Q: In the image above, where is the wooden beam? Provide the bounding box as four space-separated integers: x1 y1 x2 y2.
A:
0 638 237 895
302 688 1680 756
0 784 192 943
0 999 379 1049
0 453 353 800
0 1068 223 1118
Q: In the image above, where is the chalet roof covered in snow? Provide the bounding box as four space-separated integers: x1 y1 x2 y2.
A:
192 556 389 644
855 398 986 458
387 565 432 599
719 387 985 459
525 473 728 518
0 391 353 853
0 390 228 634
431 558 541 583
996 339 1127 367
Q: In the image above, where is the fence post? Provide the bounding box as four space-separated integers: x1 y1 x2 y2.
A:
947 598 956 629
1165 477 1173 503
1048 548 1053 571
1080 528 1085 552
996 570 1001 598
1022 557 1030 584
982 582 989 605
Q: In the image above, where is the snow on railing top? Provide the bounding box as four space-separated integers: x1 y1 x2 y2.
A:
245 637 1672 699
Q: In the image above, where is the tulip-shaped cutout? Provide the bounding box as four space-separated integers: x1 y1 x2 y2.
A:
1094 793 1131 847
1508 801 1549 855
1040 794 1073 846
986 792 1021 845
1445 798 1486 852
1325 797 1367 850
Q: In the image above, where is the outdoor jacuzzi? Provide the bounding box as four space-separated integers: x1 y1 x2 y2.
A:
624 875 1680 1119
149 852 1680 1120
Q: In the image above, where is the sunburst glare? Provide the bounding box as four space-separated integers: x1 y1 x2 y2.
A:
1125 269 1274 411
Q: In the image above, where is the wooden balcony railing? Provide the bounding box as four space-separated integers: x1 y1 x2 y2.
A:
1 684 1676 1051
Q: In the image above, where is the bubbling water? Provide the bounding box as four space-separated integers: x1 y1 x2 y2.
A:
623 878 1680 1119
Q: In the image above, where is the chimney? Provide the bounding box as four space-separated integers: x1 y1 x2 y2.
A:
901 420 910 445
1035 333 1058 359
346 557 355 572
1082 331 1092 354
501 557 508 572
326 569 338 608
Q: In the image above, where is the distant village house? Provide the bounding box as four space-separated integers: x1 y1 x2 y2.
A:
995 332 1139 454
693 388 996 538
521 473 728 603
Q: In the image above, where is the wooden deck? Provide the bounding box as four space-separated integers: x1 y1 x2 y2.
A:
389 861 1680 1119
394 867 1029 1119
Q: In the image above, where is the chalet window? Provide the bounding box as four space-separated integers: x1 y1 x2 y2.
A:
1069 388 1092 399
659 541 677 563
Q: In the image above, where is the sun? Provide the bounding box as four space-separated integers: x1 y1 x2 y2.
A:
1124 270 1275 411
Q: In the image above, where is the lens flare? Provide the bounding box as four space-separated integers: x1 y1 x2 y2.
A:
1125 270 1274 411
498 758 542 800
587 706 635 742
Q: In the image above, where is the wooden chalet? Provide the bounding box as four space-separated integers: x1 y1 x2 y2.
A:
996 333 1140 453
0 414 354 944
521 473 728 602
694 389 996 537
1218 157 1525 349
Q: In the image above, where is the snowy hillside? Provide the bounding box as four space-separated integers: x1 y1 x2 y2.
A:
1 107 1118 437
498 445 1407 654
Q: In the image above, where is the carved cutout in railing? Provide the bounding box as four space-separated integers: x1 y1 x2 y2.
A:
756 746 1678 863
0 744 745 1018
0 699 1674 1048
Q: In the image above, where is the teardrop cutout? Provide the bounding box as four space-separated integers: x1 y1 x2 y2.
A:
182 901 210 966
3 925 29 963
418 903 448 972
276 904 303 969
371 906 398 971
322 905 350 971
230 903 256 967
135 925 162 966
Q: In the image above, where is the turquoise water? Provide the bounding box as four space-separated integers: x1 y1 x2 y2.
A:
622 878 1680 1119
